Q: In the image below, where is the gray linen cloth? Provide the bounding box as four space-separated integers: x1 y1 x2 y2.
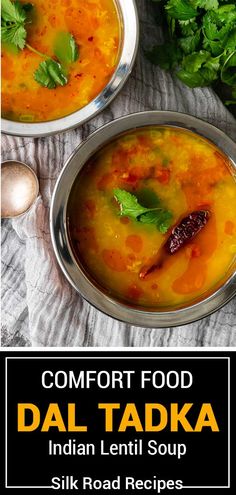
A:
1 0 236 347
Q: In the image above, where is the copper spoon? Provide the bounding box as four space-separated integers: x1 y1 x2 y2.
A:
1 160 39 219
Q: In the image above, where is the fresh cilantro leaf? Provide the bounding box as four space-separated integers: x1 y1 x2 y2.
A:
114 189 172 234
138 211 162 225
192 0 219 10
221 50 236 86
114 189 151 220
34 59 67 89
165 0 198 20
54 32 79 65
177 50 219 86
1 0 26 23
202 35 223 56
139 210 173 233
202 8 236 44
1 22 26 49
176 68 208 86
158 212 173 233
204 55 220 71
179 19 199 36
177 64 218 86
215 4 236 24
178 30 201 54
1 0 27 49
182 50 210 71
225 28 236 51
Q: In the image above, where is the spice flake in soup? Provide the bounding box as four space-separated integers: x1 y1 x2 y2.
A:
67 127 236 309
1 0 120 122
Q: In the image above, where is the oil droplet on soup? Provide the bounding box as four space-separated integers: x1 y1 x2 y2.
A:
1 0 120 122
67 127 236 309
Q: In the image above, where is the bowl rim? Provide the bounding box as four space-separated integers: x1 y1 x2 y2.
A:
1 0 139 137
50 110 236 328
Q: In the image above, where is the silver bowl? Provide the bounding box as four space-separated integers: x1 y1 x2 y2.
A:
1 0 139 137
50 111 236 327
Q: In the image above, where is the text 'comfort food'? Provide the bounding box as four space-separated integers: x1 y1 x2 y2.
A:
67 127 236 309
1 0 120 122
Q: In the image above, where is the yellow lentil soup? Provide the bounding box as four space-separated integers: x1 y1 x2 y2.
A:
67 127 236 309
1 0 120 122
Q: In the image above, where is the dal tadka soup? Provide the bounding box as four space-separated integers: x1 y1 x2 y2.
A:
67 127 236 309
1 0 120 122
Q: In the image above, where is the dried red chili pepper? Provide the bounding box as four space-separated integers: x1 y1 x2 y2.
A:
139 210 210 279
164 210 210 255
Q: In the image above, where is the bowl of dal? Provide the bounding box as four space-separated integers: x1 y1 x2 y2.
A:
1 0 139 136
50 111 236 327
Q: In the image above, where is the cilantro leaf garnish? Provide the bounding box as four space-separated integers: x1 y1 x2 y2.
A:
1 0 27 49
139 210 173 233
54 32 79 65
1 0 26 23
114 189 151 219
1 22 26 49
34 59 67 89
114 189 173 234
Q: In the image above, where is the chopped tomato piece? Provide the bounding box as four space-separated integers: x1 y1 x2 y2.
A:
120 173 138 184
156 168 170 184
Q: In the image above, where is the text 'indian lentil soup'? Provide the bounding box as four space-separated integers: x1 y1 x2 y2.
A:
67 127 236 309
2 0 120 122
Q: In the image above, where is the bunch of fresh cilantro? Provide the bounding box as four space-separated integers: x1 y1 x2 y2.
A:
146 0 236 106
1 0 78 89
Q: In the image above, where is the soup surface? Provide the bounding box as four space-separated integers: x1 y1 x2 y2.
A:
2 0 120 122
67 127 236 309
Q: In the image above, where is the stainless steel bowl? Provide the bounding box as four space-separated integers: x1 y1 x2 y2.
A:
50 111 236 327
2 0 139 137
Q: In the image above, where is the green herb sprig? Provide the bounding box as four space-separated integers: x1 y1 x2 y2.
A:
114 188 173 234
1 0 79 89
1 0 30 49
146 0 236 106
